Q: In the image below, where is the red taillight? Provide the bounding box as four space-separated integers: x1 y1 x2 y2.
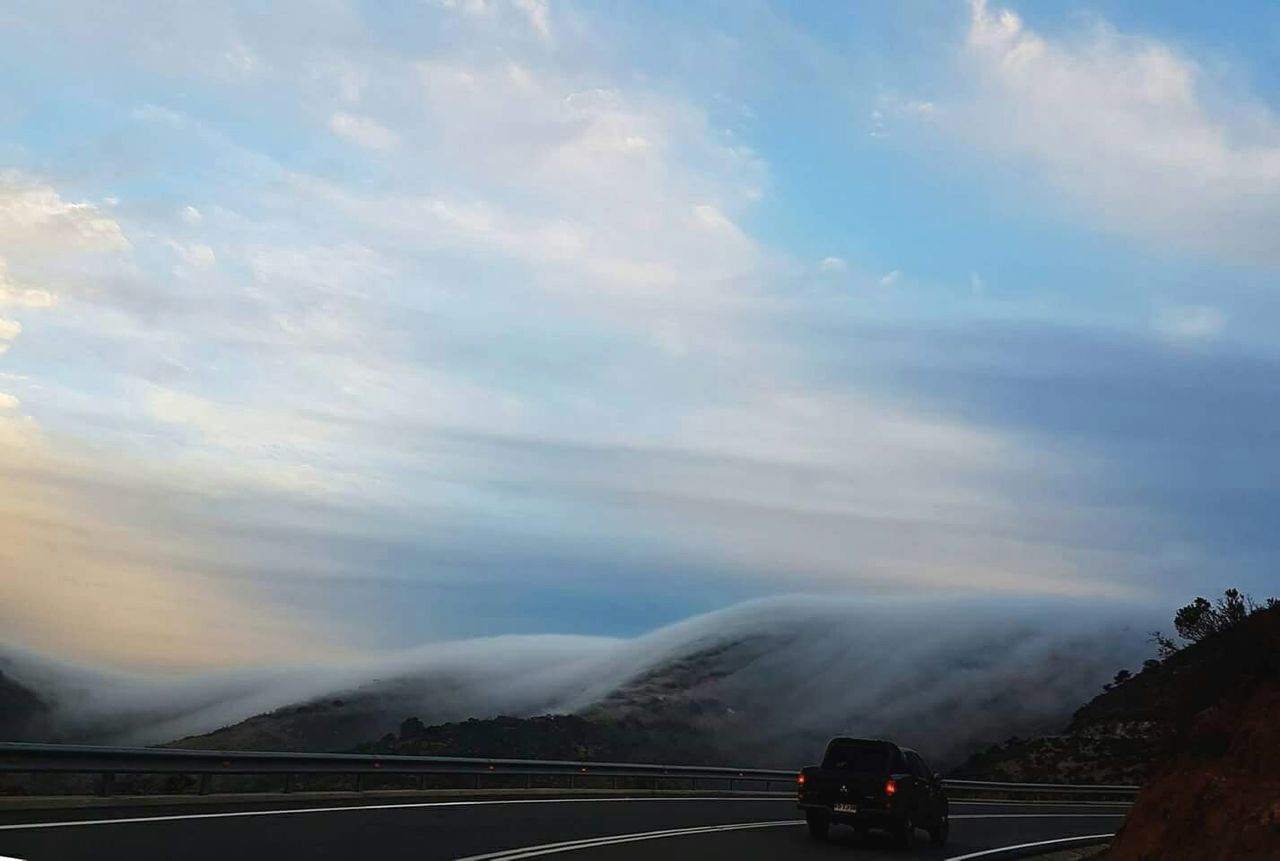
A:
885 778 897 796
797 773 806 786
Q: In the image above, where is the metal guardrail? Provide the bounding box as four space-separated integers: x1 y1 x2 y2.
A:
0 743 1139 801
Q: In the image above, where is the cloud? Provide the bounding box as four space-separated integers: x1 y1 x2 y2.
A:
0 259 57 308
951 0 1280 264
0 392 18 410
1152 305 1225 343
820 256 846 273
328 111 401 150
879 269 902 287
513 0 551 39
0 445 350 671
0 0 1218 674
168 240 217 269
0 174 129 255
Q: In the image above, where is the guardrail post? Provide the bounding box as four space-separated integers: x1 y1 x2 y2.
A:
355 773 364 793
418 774 428 791
198 773 211 795
98 772 115 797
283 773 294 794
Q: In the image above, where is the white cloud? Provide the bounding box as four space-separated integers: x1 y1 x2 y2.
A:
0 392 18 410
969 271 986 294
879 269 902 287
168 240 217 269
1152 305 1225 343
0 174 129 255
0 1 1166 669
329 111 400 150
0 316 21 342
951 0 1280 264
513 0 551 39
0 258 56 308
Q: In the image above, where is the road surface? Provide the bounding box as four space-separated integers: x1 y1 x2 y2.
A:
0 795 1126 860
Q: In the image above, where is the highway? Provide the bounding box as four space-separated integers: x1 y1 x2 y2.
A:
0 795 1126 860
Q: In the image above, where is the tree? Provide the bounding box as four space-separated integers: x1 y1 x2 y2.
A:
1148 630 1181 659
1174 589 1265 643
1150 588 1277 660
399 716 426 739
1112 669 1132 686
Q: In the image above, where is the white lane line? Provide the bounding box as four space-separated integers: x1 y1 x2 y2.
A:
455 814 1126 861
453 820 804 861
950 800 1131 808
0 796 786 832
945 832 1116 860
950 814 1125 819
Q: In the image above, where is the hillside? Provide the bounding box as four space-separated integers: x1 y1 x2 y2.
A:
169 597 1153 769
358 713 721 764
0 670 49 742
952 597 1280 787
1105 603 1280 859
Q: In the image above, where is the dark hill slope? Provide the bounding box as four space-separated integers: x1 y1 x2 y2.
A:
953 602 1280 786
358 713 721 765
0 670 50 742
1107 604 1280 860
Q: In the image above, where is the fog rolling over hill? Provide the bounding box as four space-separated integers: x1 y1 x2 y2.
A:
2 596 1156 768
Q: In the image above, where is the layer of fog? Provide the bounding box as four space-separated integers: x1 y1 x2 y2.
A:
2 594 1159 765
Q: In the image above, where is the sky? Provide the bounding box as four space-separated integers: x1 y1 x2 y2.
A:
2 0 1279 672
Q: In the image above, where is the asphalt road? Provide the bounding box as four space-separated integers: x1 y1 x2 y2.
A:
0 796 1127 861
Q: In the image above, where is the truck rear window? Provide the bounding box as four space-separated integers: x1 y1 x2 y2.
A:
821 740 891 773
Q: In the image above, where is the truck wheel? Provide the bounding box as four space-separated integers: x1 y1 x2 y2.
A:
928 815 949 846
895 815 916 849
806 811 830 840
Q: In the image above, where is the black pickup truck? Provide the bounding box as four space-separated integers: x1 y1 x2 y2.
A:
797 737 949 847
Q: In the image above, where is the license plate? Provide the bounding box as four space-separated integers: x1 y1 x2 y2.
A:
833 803 858 814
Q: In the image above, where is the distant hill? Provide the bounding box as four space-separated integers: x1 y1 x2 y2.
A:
168 597 1153 769
0 670 50 741
358 713 721 765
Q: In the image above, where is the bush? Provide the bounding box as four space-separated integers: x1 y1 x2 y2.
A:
1149 588 1277 659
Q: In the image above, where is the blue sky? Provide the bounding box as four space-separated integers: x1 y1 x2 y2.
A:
1 0 1278 670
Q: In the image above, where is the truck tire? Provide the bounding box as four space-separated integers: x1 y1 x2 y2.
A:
928 814 949 846
806 811 830 840
895 815 916 849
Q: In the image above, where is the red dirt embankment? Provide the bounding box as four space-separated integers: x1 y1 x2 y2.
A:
1106 609 1280 860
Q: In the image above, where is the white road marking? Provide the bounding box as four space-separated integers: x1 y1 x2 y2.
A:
0 796 786 832
950 799 1131 807
950 814 1125 819
945 832 1116 860
453 820 805 861
453 813 1126 860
